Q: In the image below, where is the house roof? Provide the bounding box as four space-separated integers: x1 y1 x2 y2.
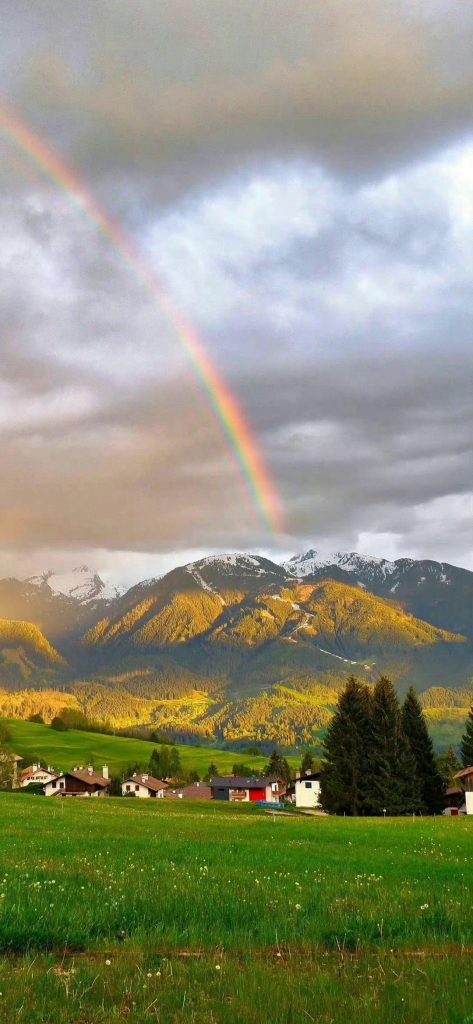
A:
22 765 56 777
0 752 22 762
210 776 276 789
180 784 212 799
123 774 168 792
296 772 321 782
53 770 110 788
446 785 463 795
455 766 473 779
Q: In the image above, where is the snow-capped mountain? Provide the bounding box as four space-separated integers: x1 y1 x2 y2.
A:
282 549 399 582
25 566 122 603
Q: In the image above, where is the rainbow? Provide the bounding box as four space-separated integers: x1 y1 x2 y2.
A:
0 99 284 535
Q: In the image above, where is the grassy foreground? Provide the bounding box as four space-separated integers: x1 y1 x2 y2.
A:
1 796 473 1021
1 717 277 776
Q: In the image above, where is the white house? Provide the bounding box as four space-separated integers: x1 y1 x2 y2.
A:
294 772 321 809
122 773 168 798
21 764 57 788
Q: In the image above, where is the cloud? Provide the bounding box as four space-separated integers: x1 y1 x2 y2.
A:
0 1 472 581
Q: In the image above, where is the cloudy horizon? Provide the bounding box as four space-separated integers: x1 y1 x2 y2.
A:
1 0 472 587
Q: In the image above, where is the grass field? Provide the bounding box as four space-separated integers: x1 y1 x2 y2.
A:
1 717 282 777
0 795 473 1022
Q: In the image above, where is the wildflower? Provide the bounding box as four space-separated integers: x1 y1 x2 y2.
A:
105 959 111 966
295 904 302 911
215 964 221 970
420 904 429 911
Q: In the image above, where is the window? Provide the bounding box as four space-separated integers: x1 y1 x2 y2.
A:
304 781 312 789
126 785 130 792
135 785 139 791
51 780 57 789
60 781 65 789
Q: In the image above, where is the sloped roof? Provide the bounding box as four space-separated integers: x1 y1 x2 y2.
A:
123 774 168 792
455 766 473 779
54 769 110 787
210 776 274 789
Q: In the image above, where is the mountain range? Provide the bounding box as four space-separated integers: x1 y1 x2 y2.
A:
0 551 471 749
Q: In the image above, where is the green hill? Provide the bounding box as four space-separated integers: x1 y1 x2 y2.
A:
1 718 281 777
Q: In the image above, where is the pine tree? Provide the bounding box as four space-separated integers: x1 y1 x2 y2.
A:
300 750 314 775
436 745 460 787
169 747 182 778
366 677 420 816
461 705 473 768
264 750 292 783
402 687 444 813
320 676 372 816
204 762 218 782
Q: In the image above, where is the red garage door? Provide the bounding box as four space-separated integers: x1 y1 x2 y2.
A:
249 788 266 802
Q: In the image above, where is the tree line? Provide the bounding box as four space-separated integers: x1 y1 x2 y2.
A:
320 676 445 815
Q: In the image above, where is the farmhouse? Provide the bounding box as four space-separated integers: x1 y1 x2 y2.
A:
43 765 110 797
164 782 213 800
209 776 285 803
122 773 168 798
293 771 321 809
454 766 473 815
21 764 57 788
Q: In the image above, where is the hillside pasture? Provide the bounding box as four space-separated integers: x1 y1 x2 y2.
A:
1 717 279 776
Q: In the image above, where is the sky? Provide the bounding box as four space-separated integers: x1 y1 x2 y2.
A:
0 0 472 591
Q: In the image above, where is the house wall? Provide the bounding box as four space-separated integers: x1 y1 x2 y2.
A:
122 782 164 798
21 771 55 787
295 778 321 808
465 791 473 815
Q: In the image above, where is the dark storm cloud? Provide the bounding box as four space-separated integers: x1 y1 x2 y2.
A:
0 0 472 579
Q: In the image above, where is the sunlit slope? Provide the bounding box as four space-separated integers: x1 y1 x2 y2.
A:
0 619 66 688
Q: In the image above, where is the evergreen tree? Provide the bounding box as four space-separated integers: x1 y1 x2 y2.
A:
460 705 473 768
300 750 314 775
320 676 372 815
204 762 218 782
169 747 182 778
50 716 68 732
148 749 162 778
401 687 444 813
232 762 253 776
264 750 292 783
436 745 460 787
189 770 200 783
366 677 420 816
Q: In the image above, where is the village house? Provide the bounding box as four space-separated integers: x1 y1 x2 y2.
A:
209 776 286 804
292 771 321 809
454 766 473 815
164 782 213 800
21 764 57 788
122 773 168 798
43 765 110 797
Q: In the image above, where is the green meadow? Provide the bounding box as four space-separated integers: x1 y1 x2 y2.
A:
0 795 473 1022
1 717 280 776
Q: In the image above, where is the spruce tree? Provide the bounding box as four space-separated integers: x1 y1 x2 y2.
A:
460 705 473 768
301 750 315 775
264 750 292 783
320 676 372 816
402 687 444 813
436 745 460 787
365 676 420 816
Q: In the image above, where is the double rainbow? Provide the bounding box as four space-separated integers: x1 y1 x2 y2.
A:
0 100 284 535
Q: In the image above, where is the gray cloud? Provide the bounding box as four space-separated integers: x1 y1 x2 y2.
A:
0 1 472 580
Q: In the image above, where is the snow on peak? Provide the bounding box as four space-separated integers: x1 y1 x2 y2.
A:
25 566 120 603
282 550 398 579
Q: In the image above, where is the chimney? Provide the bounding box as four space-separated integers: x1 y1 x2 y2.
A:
32 764 38 773
295 771 301 781
142 773 148 783
87 764 93 775
102 765 109 780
